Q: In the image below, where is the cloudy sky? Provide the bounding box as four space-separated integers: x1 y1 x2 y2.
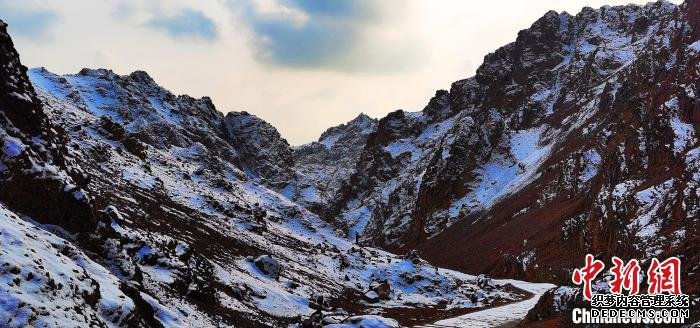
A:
1 0 677 144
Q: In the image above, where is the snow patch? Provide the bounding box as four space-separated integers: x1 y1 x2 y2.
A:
2 136 23 157
383 140 422 161
688 40 700 52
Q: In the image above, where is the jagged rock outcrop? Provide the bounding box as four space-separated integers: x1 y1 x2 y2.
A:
224 111 294 187
325 91 456 246
287 113 377 215
0 20 91 233
522 287 585 325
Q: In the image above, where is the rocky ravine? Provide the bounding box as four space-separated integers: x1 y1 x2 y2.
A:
1 0 699 326
1 18 531 327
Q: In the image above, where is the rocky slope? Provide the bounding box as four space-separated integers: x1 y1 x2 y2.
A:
316 0 699 298
0 20 160 327
0 21 91 233
286 113 378 217
2 0 699 326
224 111 294 188
417 0 700 292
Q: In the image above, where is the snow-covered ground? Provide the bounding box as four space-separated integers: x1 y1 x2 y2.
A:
4 1 696 324
0 204 137 327
423 280 555 328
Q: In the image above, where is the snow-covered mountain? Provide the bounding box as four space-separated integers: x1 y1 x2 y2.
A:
0 19 529 327
286 113 378 215
1 0 699 326
321 0 699 296
25 66 527 327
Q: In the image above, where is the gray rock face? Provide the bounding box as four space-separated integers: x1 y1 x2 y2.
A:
287 113 378 214
224 111 294 188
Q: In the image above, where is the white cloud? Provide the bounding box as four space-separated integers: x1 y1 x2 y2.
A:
249 0 309 27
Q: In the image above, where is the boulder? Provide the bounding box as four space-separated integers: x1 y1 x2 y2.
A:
363 290 379 303
404 249 421 265
369 280 391 300
254 255 281 280
476 274 491 288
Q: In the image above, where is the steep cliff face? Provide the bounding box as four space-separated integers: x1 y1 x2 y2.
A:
0 21 91 233
418 0 699 290
322 0 698 293
224 111 294 188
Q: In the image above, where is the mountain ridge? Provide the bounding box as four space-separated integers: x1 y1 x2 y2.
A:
1 0 698 325
11 38 526 327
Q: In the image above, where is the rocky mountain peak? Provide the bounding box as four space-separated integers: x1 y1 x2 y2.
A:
317 112 377 147
78 67 119 79
0 2 699 325
347 112 375 127
128 70 156 84
0 22 43 136
284 114 378 215
224 111 294 187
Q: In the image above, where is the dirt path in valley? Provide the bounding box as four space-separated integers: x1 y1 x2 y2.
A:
413 279 555 328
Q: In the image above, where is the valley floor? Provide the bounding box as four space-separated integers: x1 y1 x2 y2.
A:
418 280 556 328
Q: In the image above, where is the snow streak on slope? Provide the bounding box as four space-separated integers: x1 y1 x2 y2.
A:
449 126 553 217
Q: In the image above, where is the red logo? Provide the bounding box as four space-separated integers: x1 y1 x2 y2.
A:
572 254 605 301
647 257 682 295
609 256 641 295
572 255 682 301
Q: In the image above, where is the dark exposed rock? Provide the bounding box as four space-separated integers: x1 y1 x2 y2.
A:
0 20 92 233
522 286 585 325
363 290 380 303
254 255 282 280
224 111 294 188
404 249 422 265
369 280 391 300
